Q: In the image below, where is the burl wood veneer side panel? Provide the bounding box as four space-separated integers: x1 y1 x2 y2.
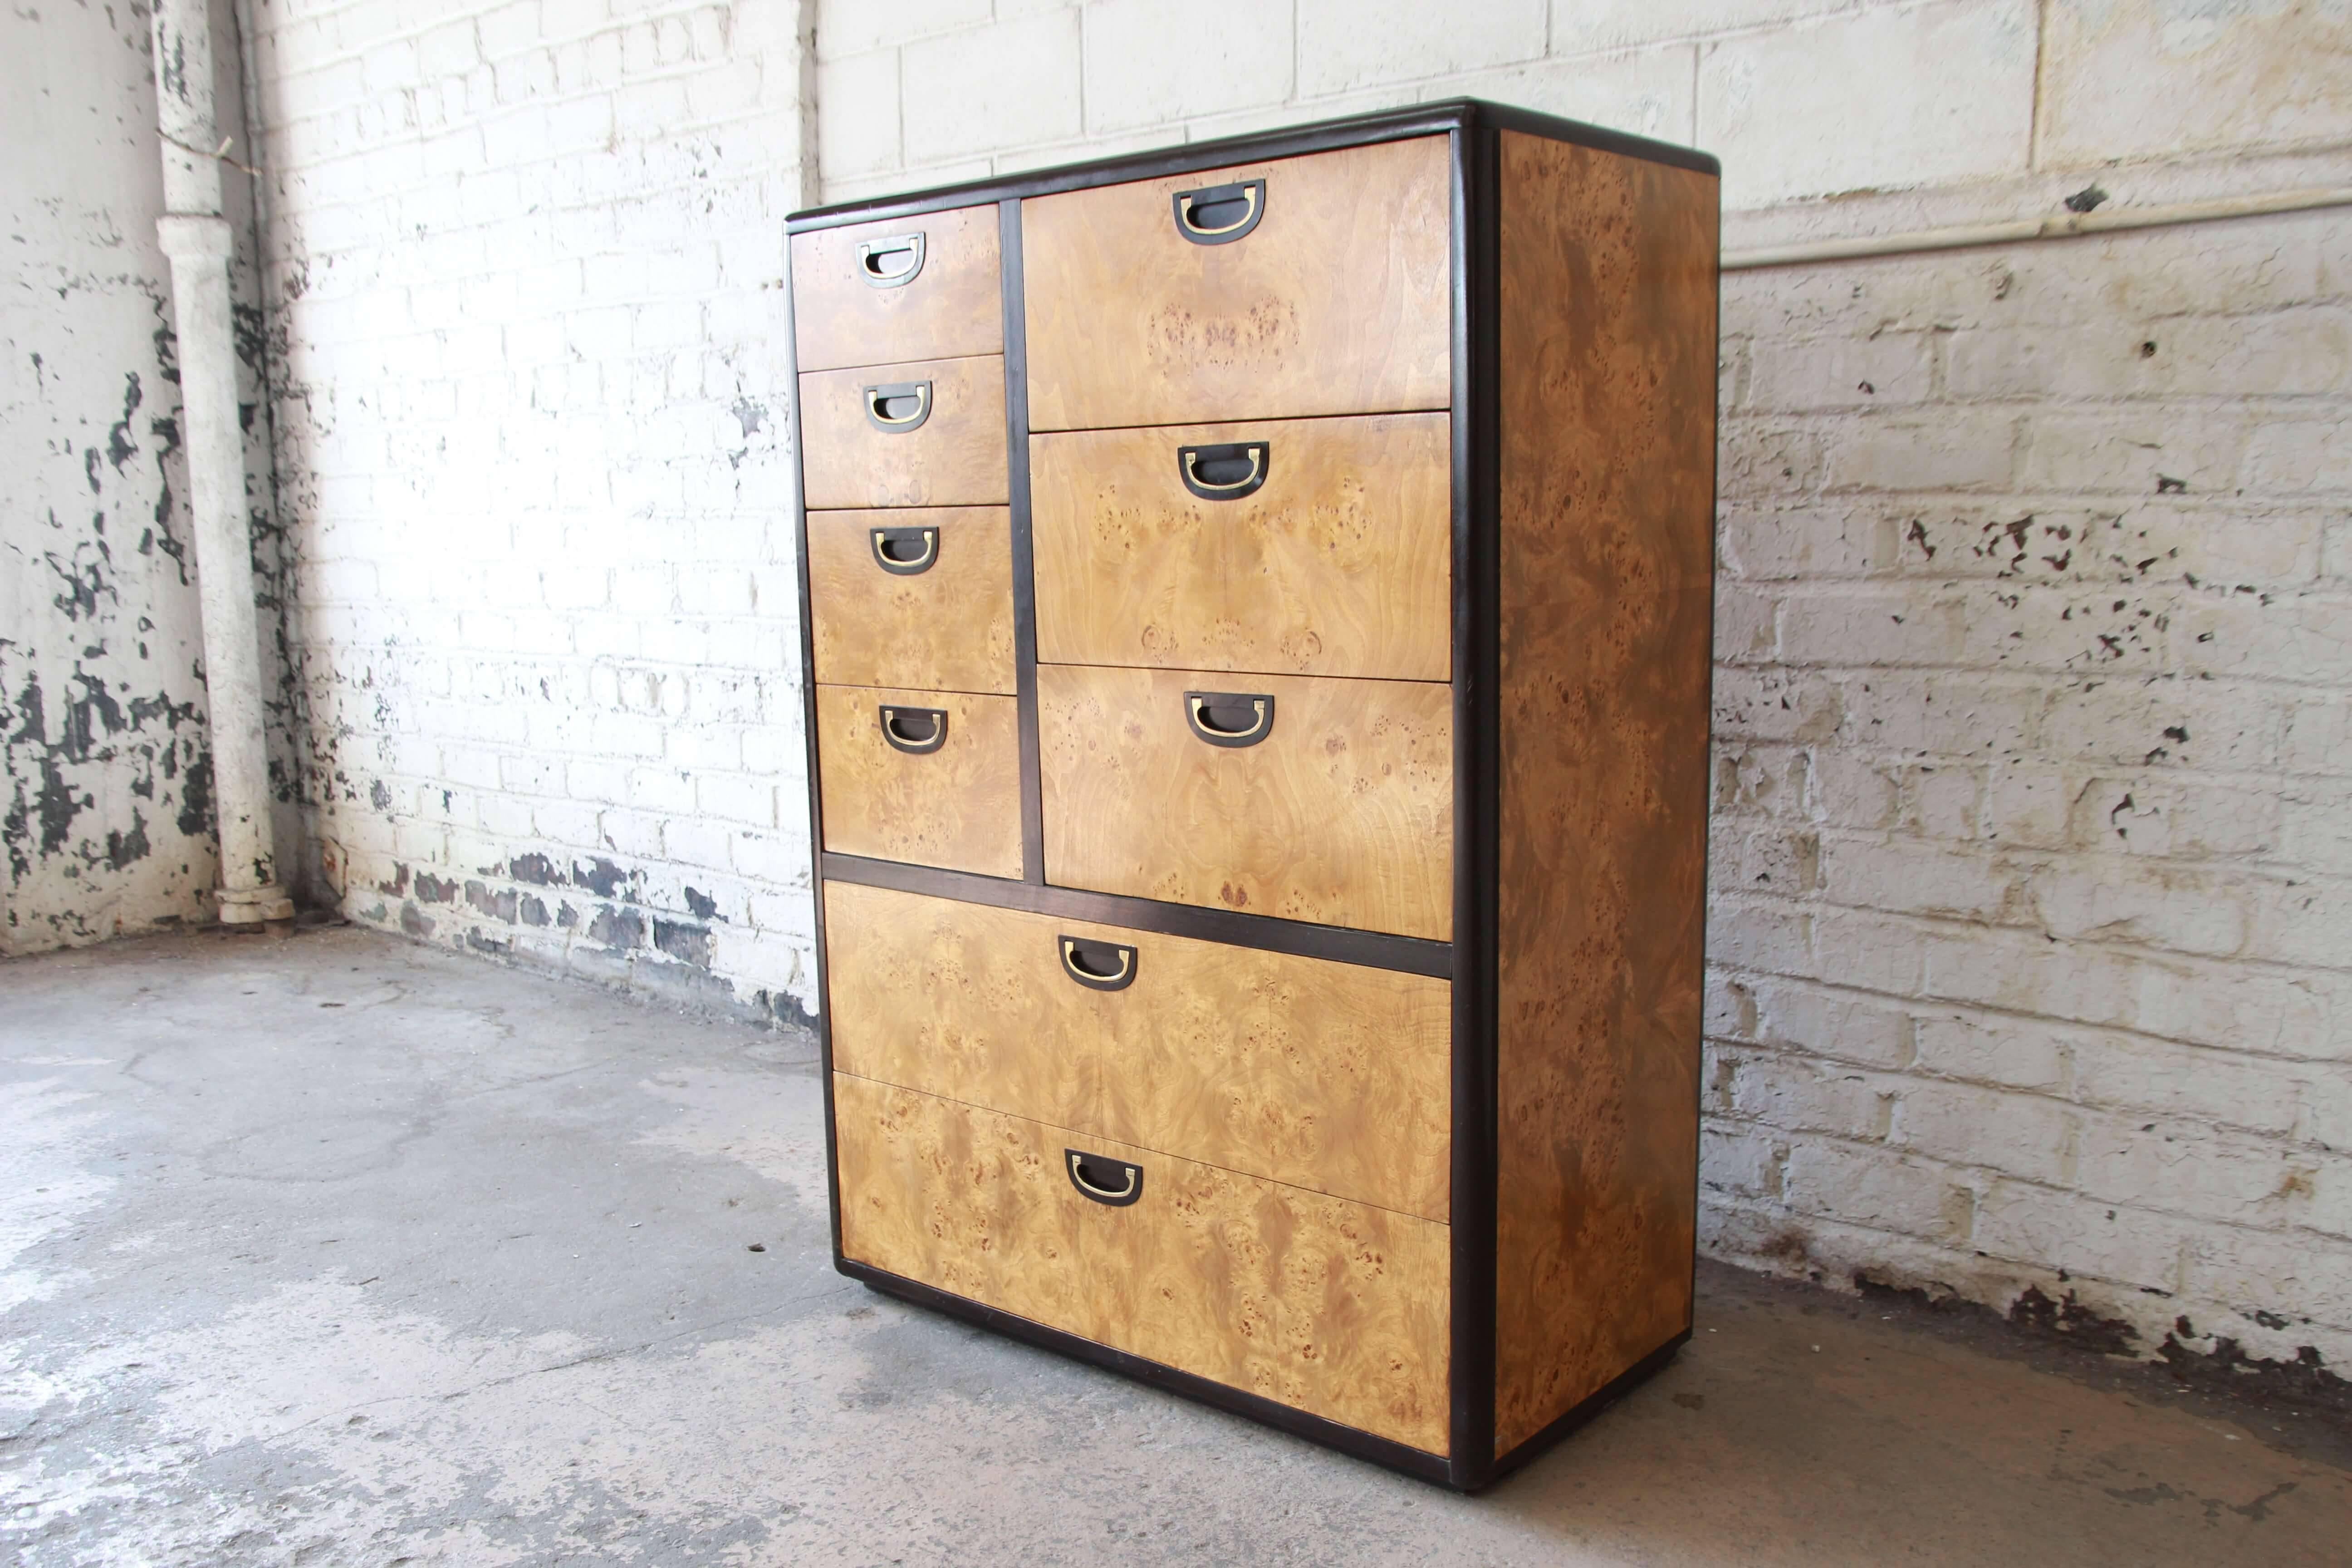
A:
1491 133 1719 1452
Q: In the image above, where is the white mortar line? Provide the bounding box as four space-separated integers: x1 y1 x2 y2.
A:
1723 186 2352 270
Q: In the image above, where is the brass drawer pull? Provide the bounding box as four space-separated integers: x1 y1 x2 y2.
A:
1184 690 1274 749
855 231 925 288
862 380 932 433
1058 935 1137 992
1065 1149 1144 1206
1171 178 1264 245
878 704 947 754
868 524 939 575
1177 440 1269 501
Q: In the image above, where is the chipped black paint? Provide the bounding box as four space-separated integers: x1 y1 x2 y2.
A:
652 919 712 968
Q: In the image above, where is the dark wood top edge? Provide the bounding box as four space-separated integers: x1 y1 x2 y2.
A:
819 853 1454 980
788 99 1715 233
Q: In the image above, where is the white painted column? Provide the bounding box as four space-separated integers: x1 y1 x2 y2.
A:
151 0 292 925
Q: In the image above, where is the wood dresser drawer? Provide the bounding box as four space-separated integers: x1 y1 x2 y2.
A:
799 356 1007 509
1022 136 1451 430
822 879 1451 1220
814 685 1022 878
1030 412 1451 681
833 1072 1095 1340
1039 665 1452 940
832 1072 1450 1452
808 506 1015 694
1088 1131 1450 1453
791 204 1002 373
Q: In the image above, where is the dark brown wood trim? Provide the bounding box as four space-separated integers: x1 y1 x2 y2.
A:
818 852 1452 979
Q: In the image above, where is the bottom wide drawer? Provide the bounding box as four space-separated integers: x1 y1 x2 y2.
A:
833 1072 1450 1452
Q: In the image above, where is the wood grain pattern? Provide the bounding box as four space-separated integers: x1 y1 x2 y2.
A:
815 684 1023 878
1039 664 1453 940
1089 1131 1451 1453
800 356 1008 510
821 879 1452 1220
1491 133 1719 1452
1022 137 1451 431
833 1071 1098 1338
822 879 1100 1132
791 204 1003 372
1030 413 1451 681
808 507 1016 694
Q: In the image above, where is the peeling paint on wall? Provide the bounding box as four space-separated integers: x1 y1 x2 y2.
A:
1 1 305 955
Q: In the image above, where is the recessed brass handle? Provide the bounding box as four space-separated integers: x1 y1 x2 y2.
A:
856 231 925 288
1171 178 1265 245
862 380 931 433
1059 935 1137 992
878 704 947 754
1065 1149 1143 1206
1177 441 1269 501
1184 691 1274 749
869 525 938 575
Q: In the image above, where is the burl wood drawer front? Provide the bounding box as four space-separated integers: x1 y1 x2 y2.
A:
1039 665 1453 940
791 204 1003 373
814 685 1022 878
821 878 1452 1220
1030 412 1451 682
833 1072 1096 1340
1022 137 1451 431
1087 1132 1451 1453
832 1073 1450 1452
799 356 1008 510
808 507 1015 694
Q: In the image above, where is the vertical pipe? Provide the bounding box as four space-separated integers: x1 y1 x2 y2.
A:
150 0 292 926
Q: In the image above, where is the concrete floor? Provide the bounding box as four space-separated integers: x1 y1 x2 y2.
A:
3 931 2347 1566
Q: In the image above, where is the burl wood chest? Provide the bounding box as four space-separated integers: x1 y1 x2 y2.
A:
784 100 1720 1490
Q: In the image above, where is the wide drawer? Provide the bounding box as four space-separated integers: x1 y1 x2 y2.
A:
815 684 1022 878
822 879 1452 1220
1022 136 1451 431
833 1072 1450 1452
808 506 1015 694
792 204 1003 372
1039 665 1453 940
1031 412 1451 681
800 356 1007 510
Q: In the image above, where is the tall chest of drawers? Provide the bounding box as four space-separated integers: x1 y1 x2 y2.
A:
785 100 1720 1490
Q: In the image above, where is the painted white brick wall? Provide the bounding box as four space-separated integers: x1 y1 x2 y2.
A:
802 1 2352 1372
1 3 297 955
247 0 821 1024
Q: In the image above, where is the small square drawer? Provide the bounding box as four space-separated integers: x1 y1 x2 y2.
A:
1021 136 1451 431
815 684 1022 879
791 204 1003 373
1039 665 1452 940
808 507 1016 694
800 356 1007 510
821 879 1452 1220
1031 411 1451 681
